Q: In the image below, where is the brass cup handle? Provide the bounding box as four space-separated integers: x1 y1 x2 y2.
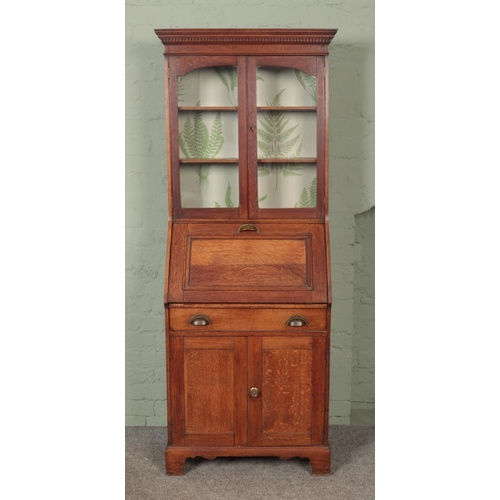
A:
188 315 211 326
286 316 308 327
249 387 260 398
238 223 259 233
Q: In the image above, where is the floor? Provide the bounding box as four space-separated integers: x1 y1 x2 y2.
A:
126 425 375 499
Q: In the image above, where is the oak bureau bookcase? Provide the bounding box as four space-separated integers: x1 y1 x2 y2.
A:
154 28 338 476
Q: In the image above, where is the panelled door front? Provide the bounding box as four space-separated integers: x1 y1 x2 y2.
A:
170 334 326 447
248 335 327 446
169 336 248 446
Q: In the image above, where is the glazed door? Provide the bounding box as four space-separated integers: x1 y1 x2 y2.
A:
248 336 327 446
168 54 327 220
247 56 327 219
168 56 248 219
169 336 248 446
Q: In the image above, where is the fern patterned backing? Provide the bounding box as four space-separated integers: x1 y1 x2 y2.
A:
257 89 304 192
178 66 238 106
256 89 316 208
178 65 317 209
256 66 317 107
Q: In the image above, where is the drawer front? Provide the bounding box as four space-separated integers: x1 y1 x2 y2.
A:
169 307 327 332
167 223 328 304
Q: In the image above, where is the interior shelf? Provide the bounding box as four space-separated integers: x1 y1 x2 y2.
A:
257 106 316 111
179 158 239 164
257 157 316 163
178 106 238 111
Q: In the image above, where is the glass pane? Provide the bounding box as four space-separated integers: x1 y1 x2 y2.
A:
258 164 317 209
178 66 238 106
180 164 239 208
178 110 238 159
257 110 316 159
257 66 317 107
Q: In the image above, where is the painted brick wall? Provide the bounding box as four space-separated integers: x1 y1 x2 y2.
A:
125 0 375 426
351 207 375 425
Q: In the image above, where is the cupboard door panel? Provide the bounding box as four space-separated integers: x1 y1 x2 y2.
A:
170 336 246 446
248 335 326 446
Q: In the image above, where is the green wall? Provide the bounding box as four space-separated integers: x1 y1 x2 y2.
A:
351 207 375 425
125 0 375 426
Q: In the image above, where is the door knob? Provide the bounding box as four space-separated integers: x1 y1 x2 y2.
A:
249 387 260 398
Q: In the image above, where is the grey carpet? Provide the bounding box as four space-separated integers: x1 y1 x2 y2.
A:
126 426 374 500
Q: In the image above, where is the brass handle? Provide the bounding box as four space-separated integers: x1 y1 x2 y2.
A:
249 387 259 398
238 223 259 233
188 315 211 326
286 316 308 327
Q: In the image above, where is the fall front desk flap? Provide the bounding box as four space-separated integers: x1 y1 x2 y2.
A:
167 223 328 304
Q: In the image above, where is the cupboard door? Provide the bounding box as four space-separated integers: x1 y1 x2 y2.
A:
170 336 248 446
248 336 327 446
169 56 248 219
247 56 326 219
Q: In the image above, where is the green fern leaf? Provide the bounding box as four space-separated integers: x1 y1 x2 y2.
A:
258 118 275 135
257 141 273 157
270 89 286 106
228 67 237 90
193 109 209 158
258 194 267 203
295 70 305 89
192 164 211 193
178 76 185 103
260 111 276 129
299 187 310 208
256 128 274 143
214 201 221 208
205 111 224 158
295 70 317 103
256 90 303 189
225 182 234 207
179 134 189 158
309 177 317 207
214 67 237 106
181 116 196 157
276 117 291 135
279 135 301 156
214 67 229 89
277 123 299 142
256 76 265 82
282 165 303 177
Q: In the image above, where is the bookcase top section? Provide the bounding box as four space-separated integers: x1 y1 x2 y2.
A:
154 28 338 56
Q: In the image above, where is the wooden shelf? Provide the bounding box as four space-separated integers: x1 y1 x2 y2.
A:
178 106 238 111
257 157 316 163
179 158 239 164
257 106 316 112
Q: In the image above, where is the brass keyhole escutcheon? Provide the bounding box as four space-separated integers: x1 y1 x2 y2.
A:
249 387 259 398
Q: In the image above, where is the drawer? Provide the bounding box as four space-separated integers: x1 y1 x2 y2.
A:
169 306 327 332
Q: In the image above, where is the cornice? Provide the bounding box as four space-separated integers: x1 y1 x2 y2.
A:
154 29 338 46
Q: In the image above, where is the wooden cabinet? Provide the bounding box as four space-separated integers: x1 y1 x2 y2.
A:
155 28 337 476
